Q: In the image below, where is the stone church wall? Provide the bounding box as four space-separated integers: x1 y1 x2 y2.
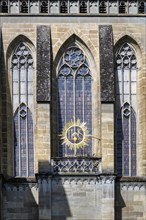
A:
1 175 146 220
0 13 146 220
115 179 146 220
1 20 146 177
1 178 38 220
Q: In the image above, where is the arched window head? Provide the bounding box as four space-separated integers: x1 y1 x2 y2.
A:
116 43 137 69
115 42 137 176
14 103 34 177
57 43 92 157
11 42 34 177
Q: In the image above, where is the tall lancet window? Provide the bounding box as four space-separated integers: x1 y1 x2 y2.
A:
116 43 137 176
12 42 34 177
57 43 92 157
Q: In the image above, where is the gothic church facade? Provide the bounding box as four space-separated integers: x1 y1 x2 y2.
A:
0 1 146 220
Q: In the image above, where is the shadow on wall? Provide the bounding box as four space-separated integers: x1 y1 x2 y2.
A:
0 29 13 176
115 179 126 220
38 160 72 220
0 174 39 220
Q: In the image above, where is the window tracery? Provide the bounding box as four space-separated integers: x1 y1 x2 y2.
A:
12 42 34 177
57 44 92 157
116 42 137 176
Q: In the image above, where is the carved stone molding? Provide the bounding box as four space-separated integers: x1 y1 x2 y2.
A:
51 157 101 174
4 183 38 191
51 176 100 185
36 174 116 185
121 182 146 190
0 0 145 15
99 174 116 184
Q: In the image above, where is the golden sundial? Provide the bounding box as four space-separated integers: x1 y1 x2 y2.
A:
60 119 89 155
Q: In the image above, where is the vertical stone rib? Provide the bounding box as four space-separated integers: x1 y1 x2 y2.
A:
37 25 52 102
99 25 115 102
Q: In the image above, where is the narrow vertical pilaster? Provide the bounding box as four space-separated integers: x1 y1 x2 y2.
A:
37 174 52 220
99 25 115 173
101 175 115 220
37 25 52 102
99 25 114 103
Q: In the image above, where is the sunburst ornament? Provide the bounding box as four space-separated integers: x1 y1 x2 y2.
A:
60 119 89 152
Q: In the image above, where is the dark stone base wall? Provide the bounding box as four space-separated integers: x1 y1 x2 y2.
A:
115 178 146 220
1 175 146 220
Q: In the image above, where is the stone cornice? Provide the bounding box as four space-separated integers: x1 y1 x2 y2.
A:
0 0 145 16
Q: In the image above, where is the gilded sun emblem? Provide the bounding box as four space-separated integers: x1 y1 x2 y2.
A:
60 119 89 153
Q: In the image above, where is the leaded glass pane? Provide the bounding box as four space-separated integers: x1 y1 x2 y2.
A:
13 68 19 81
13 82 19 95
20 81 26 94
131 110 136 176
123 114 129 176
12 42 34 177
57 44 92 157
116 43 137 176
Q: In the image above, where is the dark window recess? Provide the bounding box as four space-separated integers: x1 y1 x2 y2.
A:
60 1 68 13
80 1 87 13
20 1 28 13
119 1 126 13
1 1 8 13
99 1 107 13
138 2 144 14
40 1 48 13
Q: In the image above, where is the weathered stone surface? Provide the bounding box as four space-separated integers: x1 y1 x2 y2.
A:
37 25 52 102
99 25 115 103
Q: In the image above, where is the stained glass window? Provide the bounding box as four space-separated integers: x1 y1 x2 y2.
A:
116 42 137 176
12 42 34 177
57 44 92 157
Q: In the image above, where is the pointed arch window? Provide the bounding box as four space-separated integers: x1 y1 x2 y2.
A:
12 42 34 177
57 43 92 157
116 42 137 176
